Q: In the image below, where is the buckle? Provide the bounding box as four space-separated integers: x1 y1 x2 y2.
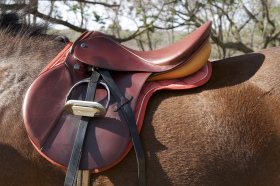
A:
64 79 110 117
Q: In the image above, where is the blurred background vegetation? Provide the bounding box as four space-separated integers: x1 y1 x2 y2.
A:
1 0 280 60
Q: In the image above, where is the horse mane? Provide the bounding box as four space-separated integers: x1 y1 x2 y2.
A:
0 12 69 43
0 12 69 109
0 12 68 185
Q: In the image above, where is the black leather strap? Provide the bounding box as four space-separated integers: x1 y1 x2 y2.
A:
99 69 146 186
64 70 100 186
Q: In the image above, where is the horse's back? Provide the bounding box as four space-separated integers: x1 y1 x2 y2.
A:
91 47 280 186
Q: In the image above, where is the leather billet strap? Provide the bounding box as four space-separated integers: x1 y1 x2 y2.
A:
99 68 146 186
64 70 101 186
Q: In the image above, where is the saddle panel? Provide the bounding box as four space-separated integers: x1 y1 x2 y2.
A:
73 21 212 72
148 41 211 81
136 61 212 129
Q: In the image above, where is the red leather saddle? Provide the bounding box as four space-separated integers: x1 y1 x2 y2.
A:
23 21 212 185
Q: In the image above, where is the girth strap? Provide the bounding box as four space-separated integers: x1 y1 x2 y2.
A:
99 69 146 186
64 70 101 186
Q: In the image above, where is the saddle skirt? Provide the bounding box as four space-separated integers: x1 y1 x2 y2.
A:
22 22 212 173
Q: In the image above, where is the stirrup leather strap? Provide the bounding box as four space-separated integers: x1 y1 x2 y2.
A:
99 69 146 186
64 70 100 186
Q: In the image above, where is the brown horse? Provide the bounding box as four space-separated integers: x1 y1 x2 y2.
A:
1 13 280 186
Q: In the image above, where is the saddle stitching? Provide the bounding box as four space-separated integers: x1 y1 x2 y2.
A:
51 48 71 68
39 42 73 75
39 47 71 76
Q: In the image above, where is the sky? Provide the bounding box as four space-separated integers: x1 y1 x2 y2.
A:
38 1 137 31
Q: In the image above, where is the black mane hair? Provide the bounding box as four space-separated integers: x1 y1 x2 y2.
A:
0 12 69 43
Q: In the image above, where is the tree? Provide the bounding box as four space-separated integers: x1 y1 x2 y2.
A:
162 0 280 58
1 0 280 59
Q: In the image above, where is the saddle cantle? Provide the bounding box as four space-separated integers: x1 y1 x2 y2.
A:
23 21 212 185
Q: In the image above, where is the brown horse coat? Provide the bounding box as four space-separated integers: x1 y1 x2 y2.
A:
0 15 280 186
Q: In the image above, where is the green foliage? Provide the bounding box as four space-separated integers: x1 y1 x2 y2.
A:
195 2 205 8
136 8 142 15
207 0 216 4
69 4 80 13
109 24 117 29
93 12 100 22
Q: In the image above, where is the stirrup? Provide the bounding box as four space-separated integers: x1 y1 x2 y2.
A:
64 79 110 117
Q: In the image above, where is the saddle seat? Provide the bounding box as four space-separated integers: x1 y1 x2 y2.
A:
72 21 212 80
23 22 213 175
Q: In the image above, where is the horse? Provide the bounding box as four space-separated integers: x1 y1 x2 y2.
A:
1 12 280 186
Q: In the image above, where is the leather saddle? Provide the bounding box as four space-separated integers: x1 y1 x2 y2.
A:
23 21 212 185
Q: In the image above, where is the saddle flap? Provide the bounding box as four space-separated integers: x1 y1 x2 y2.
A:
23 60 151 170
23 61 212 173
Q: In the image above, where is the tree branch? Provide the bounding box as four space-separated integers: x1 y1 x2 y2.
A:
0 3 26 10
110 25 154 43
238 0 259 24
31 10 87 32
81 1 119 7
211 35 254 53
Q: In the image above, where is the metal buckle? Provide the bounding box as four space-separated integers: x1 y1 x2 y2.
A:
64 79 110 117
